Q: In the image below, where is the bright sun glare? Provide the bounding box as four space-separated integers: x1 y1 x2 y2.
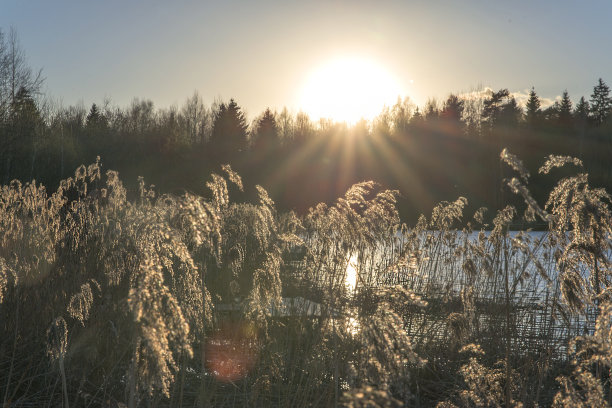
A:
300 57 404 124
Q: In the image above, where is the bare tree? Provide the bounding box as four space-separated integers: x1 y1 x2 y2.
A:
180 91 210 145
0 27 44 116
0 27 44 183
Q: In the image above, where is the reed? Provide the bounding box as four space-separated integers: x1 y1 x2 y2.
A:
0 150 609 407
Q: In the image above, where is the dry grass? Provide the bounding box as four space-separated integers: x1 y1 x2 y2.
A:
0 150 610 407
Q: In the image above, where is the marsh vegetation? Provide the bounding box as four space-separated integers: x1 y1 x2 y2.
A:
0 150 610 407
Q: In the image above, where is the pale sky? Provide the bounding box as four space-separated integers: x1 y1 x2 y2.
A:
2 0 611 120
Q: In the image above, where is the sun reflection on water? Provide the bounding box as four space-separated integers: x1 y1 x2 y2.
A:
345 253 358 293
345 254 360 335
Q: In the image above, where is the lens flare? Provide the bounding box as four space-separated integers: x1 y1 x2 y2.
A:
205 321 258 382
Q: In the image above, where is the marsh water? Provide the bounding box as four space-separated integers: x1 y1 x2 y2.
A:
343 230 598 360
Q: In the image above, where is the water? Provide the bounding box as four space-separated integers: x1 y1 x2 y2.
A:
342 229 607 360
345 253 359 293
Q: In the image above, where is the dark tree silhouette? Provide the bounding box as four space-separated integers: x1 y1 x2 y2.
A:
483 89 510 130
558 90 573 127
483 89 522 133
248 108 282 194
210 99 248 163
440 94 464 123
589 78 611 126
180 92 209 146
252 108 279 155
439 94 464 136
525 87 541 127
574 96 590 124
423 99 439 123
574 96 590 159
293 111 314 146
7 87 41 181
85 103 108 133
499 96 521 127
409 107 424 126
83 104 109 174
542 101 560 122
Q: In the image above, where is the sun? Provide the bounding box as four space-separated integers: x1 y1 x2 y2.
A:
299 56 404 124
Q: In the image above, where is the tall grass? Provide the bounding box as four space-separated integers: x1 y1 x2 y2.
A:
0 150 610 407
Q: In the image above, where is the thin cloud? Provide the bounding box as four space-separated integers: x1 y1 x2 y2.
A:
511 89 557 109
458 87 494 101
457 87 558 109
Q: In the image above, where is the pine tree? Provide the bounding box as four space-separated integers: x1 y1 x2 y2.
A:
499 96 522 127
252 108 279 155
558 90 573 126
440 94 464 123
8 86 41 180
589 78 612 125
574 96 590 124
409 107 424 126
542 101 560 122
439 94 464 136
210 99 248 162
573 96 590 159
86 103 108 131
524 87 541 127
482 89 521 130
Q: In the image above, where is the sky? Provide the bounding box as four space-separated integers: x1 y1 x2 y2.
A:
2 0 612 121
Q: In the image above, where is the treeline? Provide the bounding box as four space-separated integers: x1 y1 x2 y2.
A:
1 28 611 222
